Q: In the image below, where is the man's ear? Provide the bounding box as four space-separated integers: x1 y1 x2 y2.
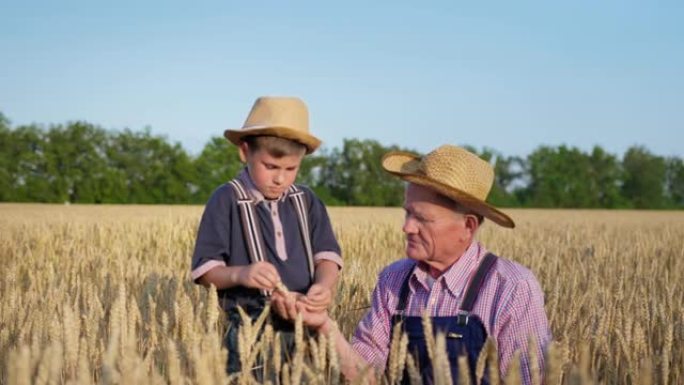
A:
464 214 480 238
238 142 249 163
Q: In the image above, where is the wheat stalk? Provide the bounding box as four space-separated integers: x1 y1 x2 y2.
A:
2 206 684 384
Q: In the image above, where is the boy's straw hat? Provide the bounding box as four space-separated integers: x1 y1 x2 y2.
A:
382 144 515 228
224 96 321 154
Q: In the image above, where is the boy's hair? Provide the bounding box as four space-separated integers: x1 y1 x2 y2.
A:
243 135 307 158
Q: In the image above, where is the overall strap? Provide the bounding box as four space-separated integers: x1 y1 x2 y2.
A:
229 178 268 297
394 254 496 318
460 253 497 312
395 262 416 316
287 185 315 281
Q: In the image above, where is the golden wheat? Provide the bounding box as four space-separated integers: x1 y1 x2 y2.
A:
1 204 683 384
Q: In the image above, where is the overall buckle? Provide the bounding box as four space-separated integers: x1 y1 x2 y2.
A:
456 311 469 326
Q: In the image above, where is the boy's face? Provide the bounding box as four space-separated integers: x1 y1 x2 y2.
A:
239 143 304 199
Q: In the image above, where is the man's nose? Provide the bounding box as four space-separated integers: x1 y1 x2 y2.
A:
402 217 417 234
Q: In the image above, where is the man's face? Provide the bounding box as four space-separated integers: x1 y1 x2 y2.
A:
402 183 473 271
240 144 304 199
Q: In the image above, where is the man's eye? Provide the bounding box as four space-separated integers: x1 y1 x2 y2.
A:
416 215 433 223
407 212 425 222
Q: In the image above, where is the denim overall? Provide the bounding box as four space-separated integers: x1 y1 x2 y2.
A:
390 253 497 385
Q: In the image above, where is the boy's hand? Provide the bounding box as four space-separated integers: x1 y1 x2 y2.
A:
237 261 281 290
302 283 332 312
271 289 330 329
270 288 303 320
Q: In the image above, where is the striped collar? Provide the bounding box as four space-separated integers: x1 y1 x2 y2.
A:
237 168 290 204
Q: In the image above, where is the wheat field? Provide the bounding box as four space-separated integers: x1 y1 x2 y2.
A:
1 204 683 384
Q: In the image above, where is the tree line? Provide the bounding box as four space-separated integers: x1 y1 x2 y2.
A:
1 113 682 209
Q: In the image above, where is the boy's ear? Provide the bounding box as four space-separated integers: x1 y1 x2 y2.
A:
238 142 249 163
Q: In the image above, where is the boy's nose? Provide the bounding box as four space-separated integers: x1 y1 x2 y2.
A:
274 172 284 185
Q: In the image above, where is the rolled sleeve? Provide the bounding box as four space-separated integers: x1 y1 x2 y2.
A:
351 271 392 370
314 251 343 269
191 185 233 283
305 188 342 269
191 260 226 281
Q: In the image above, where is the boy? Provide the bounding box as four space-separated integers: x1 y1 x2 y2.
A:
190 96 342 374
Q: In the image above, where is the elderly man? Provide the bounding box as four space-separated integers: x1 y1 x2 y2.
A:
284 144 551 384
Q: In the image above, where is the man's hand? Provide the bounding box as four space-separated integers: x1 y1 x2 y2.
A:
295 301 331 330
301 283 332 312
237 261 281 290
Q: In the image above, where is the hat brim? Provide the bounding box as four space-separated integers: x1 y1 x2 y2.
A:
382 151 515 228
224 126 321 154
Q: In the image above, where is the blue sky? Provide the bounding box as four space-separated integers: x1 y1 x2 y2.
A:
1 1 682 158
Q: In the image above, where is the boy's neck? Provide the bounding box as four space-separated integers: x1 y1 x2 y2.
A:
238 168 288 202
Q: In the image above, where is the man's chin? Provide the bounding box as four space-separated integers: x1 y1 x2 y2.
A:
405 250 426 261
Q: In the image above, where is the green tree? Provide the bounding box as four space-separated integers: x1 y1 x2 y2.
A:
2 110 682 210
8 124 53 202
192 136 242 203
522 145 615 208
0 113 11 201
297 148 343 205
321 139 407 206
621 146 667 209
588 146 625 208
665 156 684 208
108 128 194 203
44 122 111 203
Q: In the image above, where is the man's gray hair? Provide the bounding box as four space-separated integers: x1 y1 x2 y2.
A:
451 199 485 225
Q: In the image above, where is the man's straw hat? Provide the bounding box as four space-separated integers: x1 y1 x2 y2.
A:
224 96 321 154
382 145 515 228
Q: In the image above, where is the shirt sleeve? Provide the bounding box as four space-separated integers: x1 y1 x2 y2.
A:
496 277 552 385
304 187 343 269
351 271 393 370
190 185 233 282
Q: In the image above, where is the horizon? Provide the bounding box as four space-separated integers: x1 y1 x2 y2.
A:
1 109 675 159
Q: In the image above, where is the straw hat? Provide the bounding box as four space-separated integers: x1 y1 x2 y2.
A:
382 145 515 228
224 96 321 154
